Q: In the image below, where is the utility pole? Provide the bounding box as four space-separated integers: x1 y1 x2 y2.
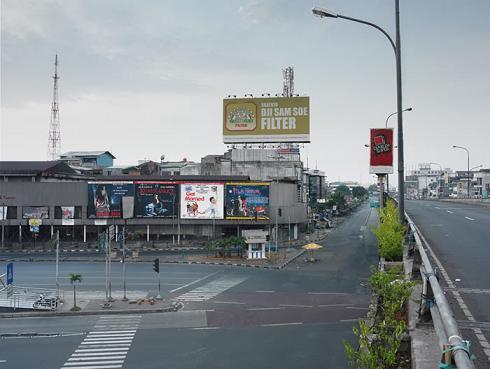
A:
55 230 60 299
122 221 127 301
47 54 61 160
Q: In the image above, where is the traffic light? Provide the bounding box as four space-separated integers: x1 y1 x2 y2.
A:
278 208 282 217
153 258 160 273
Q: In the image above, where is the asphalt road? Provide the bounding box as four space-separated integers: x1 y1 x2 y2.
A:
0 204 379 369
406 199 490 366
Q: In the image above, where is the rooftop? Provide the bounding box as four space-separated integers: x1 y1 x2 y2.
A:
60 151 116 159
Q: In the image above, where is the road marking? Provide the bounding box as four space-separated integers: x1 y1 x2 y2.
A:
464 216 475 221
176 277 246 302
447 210 454 214
261 322 303 327
412 221 490 364
279 304 313 308
191 326 220 330
247 307 285 311
340 319 359 322
317 304 353 308
435 207 440 209
170 271 220 293
61 315 141 369
213 301 245 305
307 292 348 295
256 290 275 293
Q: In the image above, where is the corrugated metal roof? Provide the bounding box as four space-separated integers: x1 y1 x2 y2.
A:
60 151 116 159
0 161 79 176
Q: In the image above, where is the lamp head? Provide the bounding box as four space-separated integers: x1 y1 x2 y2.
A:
405 107 413 112
312 7 338 18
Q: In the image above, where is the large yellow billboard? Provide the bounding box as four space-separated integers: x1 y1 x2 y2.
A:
223 96 310 143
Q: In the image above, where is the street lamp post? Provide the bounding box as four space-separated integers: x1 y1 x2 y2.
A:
313 1 406 222
452 145 470 197
385 107 412 195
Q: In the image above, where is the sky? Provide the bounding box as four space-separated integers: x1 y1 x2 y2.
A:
1 0 489 185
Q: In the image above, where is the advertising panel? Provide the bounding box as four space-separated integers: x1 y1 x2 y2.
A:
225 182 270 220
61 206 75 226
180 183 224 219
28 218 42 233
87 182 134 218
223 96 310 143
369 128 394 174
22 206 49 219
0 206 6 220
135 182 178 218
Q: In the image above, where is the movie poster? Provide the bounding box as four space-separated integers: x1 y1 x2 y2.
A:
87 182 134 218
61 206 75 226
22 206 49 219
369 128 394 174
135 182 177 218
225 183 270 220
180 183 224 219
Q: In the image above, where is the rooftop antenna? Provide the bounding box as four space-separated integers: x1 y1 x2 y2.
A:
47 54 61 160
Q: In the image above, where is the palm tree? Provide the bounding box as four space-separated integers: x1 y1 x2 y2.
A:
69 273 82 311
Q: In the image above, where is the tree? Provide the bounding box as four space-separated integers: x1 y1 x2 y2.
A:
352 186 368 199
331 191 347 210
69 273 82 311
368 184 378 193
335 184 351 196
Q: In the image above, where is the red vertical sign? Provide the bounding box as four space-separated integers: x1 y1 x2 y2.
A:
370 128 394 174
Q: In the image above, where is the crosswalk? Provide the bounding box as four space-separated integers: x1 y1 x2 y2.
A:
176 277 246 302
61 315 141 369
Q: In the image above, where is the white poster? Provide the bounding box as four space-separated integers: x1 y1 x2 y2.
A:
0 206 6 220
180 183 224 219
62 206 75 226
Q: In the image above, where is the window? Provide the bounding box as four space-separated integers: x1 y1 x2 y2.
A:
54 206 82 219
22 206 49 219
0 206 17 220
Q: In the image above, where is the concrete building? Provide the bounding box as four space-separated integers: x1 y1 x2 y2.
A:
304 169 327 208
59 151 115 169
0 163 307 246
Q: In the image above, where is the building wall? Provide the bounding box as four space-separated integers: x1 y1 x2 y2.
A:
96 153 114 168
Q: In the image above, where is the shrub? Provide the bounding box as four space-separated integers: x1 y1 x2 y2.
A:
372 200 403 261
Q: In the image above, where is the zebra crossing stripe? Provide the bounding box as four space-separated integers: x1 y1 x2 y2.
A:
61 315 141 369
177 277 246 302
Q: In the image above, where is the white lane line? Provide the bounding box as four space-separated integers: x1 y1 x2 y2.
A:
0 360 6 363
435 207 440 209
68 357 126 361
261 322 303 327
213 301 245 305
256 290 275 293
247 307 285 311
63 361 124 366
63 364 122 369
465 216 475 221
191 327 220 330
317 304 353 308
75 349 129 353
170 271 220 293
81 341 133 344
76 344 131 348
87 331 136 334
279 304 313 308
86 334 135 338
447 210 453 214
72 352 128 357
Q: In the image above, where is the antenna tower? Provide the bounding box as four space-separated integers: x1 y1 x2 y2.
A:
47 54 61 160
282 66 294 97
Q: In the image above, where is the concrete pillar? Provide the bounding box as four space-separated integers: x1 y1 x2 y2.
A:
19 225 22 243
146 224 150 242
51 225 54 238
83 225 87 243
293 224 298 240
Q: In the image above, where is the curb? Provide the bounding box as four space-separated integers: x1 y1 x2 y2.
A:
0 302 183 319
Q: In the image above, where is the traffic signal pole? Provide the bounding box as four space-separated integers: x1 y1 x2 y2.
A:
153 258 161 300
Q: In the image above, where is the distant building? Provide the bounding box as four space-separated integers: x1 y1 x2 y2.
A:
0 161 87 182
159 159 200 176
304 169 326 208
328 181 361 193
59 151 116 173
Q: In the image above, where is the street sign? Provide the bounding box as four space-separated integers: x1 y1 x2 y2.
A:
6 262 13 285
29 219 42 233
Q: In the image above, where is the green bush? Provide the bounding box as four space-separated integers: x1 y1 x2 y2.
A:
344 267 414 369
372 200 404 261
209 236 246 258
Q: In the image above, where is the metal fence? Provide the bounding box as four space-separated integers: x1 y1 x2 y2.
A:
0 285 61 311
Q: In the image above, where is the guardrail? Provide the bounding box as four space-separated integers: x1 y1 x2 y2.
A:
405 211 476 369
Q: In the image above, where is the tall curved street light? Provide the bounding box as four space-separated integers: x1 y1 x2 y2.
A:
452 145 470 197
312 3 406 222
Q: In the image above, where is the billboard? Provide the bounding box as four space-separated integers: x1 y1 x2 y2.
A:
22 206 49 219
135 182 178 218
61 206 75 226
88 182 134 218
180 183 224 219
225 183 270 220
369 128 394 174
223 96 310 143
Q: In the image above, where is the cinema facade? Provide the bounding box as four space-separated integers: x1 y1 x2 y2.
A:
1 171 307 246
